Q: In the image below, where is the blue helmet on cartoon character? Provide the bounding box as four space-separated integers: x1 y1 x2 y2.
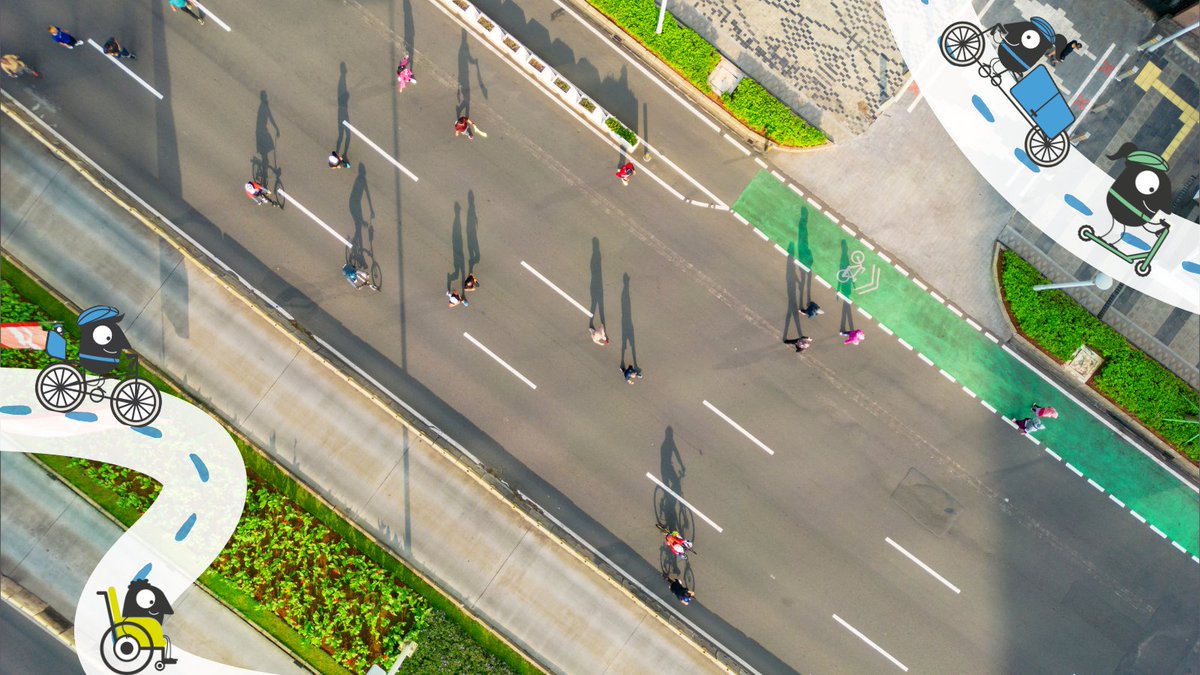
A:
994 17 1055 76
77 305 130 376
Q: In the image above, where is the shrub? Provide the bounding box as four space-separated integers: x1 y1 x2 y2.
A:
605 116 638 147
477 16 494 31
528 57 545 72
579 98 596 112
554 78 570 92
721 79 826 147
503 37 519 51
586 0 718 93
999 250 1198 458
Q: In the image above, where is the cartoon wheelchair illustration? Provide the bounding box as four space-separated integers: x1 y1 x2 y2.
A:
97 579 178 673
940 18 1075 167
34 305 162 427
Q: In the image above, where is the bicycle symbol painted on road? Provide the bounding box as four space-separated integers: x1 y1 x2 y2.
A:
837 250 882 294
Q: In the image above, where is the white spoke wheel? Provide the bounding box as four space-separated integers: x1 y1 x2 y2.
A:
34 363 85 413
940 22 984 66
1025 128 1069 167
111 378 162 427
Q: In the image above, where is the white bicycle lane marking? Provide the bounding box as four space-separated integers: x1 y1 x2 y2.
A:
0 368 275 675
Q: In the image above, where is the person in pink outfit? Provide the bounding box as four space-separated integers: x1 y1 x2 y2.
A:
840 329 865 345
1031 404 1058 419
396 55 416 92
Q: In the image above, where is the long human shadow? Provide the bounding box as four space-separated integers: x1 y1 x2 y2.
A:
620 273 637 368
254 90 281 189
336 62 351 157
456 30 487 117
446 202 465 289
589 237 605 329
783 242 802 342
466 190 480 274
349 163 375 269
837 240 855 333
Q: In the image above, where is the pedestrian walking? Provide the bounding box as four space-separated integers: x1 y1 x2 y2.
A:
396 55 416 92
622 364 643 384
1 55 40 79
1048 38 1082 66
168 0 206 25
454 115 475 139
103 38 136 60
803 301 824 318
1031 404 1058 419
327 151 350 169
784 336 813 352
447 289 468 308
840 329 865 345
48 26 81 49
463 274 480 291
589 324 609 346
616 162 635 186
1016 417 1046 435
663 574 695 606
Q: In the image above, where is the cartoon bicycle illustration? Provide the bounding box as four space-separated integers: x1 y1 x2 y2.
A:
939 17 1075 167
34 305 162 427
97 578 178 673
838 250 867 284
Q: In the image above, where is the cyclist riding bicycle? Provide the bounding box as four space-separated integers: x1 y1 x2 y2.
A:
342 263 362 288
664 531 692 557
244 180 279 207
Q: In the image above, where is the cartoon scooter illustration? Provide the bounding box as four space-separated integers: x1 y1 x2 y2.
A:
1078 142 1173 277
97 577 178 673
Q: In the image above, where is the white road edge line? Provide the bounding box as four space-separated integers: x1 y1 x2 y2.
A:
831 614 909 671
277 190 352 248
190 0 232 31
703 400 775 456
885 537 961 594
342 121 419 181
88 40 164 100
520 261 592 317
645 473 723 532
463 332 537 389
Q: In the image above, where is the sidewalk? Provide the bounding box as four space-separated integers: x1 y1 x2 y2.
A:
0 452 310 674
0 110 729 675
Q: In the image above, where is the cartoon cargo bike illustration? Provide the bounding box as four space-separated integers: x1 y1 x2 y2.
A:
939 17 1075 167
34 305 162 426
1078 143 1173 276
97 577 178 673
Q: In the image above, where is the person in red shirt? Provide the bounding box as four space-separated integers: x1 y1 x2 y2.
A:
616 162 635 186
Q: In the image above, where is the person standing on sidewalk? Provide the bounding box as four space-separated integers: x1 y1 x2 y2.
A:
589 323 609 345
103 38 136 60
616 162 635 186
1 55 40 78
840 329 865 345
168 0 206 25
48 26 81 49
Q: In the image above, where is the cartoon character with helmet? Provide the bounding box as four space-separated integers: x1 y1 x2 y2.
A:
34 305 162 426
984 17 1055 84
97 575 178 673
1079 142 1174 277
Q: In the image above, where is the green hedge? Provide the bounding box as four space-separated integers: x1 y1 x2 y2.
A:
1 274 527 674
605 116 639 147
999 251 1198 459
585 0 826 147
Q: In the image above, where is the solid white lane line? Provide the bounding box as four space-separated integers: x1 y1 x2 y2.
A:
88 40 164 99
645 473 723 532
723 133 752 155
1068 43 1114 104
1070 53 1129 133
520 261 591 317
341 121 419 181
703 400 775 456
190 0 232 31
832 614 909 671
276 190 352 248
639 138 728 208
463 332 537 389
885 537 961 594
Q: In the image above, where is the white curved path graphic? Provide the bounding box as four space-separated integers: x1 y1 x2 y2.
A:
881 0 1199 313
0 367 276 675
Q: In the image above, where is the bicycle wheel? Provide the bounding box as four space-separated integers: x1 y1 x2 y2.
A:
35 363 86 413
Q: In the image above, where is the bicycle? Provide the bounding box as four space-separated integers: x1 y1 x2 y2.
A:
342 263 379 291
655 522 695 560
837 249 866 284
244 181 282 208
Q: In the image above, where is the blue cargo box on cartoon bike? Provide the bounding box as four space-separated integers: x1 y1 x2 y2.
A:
34 305 162 426
939 17 1075 167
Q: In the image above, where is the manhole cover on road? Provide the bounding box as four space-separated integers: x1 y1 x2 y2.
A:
892 468 963 536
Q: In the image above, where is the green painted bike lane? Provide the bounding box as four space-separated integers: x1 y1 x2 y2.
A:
734 172 1199 557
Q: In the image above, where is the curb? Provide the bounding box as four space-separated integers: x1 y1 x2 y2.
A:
1 575 76 650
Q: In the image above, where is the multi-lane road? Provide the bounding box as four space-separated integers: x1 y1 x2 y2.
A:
2 0 1197 672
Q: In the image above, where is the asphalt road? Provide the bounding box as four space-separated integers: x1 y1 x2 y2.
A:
2 0 1197 673
0 601 83 675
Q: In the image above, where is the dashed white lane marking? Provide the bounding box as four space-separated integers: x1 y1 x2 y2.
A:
1070 43 1116 105
832 614 909 671
857 307 873 320
980 400 997 413
277 189 352 248
806 196 823 210
520 261 591 317
1174 541 1189 554
966 317 982 331
897 338 913 351
885 537 961 594
734 212 750 226
984 332 1000 344
463 332 537 389
754 228 769 241
774 243 788 255
1066 462 1084 477
1045 447 1062 461
906 91 924 113
961 386 976 398
1108 494 1125 508
1087 478 1104 492
878 323 893 336
1131 510 1146 523
190 0 232 31
948 305 963 317
771 170 786 182
827 212 842 225
861 240 874 251
723 133 752 156
837 292 853 304
88 40 164 100
816 276 832 289
645 473 723 533
839 224 854 235
1070 52 1129 134
703 400 775 456
893 264 909 277
939 369 956 383
788 183 804 197
342 121 419 181
930 291 945 304
914 279 928 291
1149 524 1168 539
754 157 769 169
878 252 892 263
917 353 934 366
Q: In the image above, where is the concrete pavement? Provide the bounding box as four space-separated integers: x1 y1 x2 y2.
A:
0 452 310 675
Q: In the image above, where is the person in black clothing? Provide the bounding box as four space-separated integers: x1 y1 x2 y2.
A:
103 37 136 60
664 574 695 605
802 301 823 318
